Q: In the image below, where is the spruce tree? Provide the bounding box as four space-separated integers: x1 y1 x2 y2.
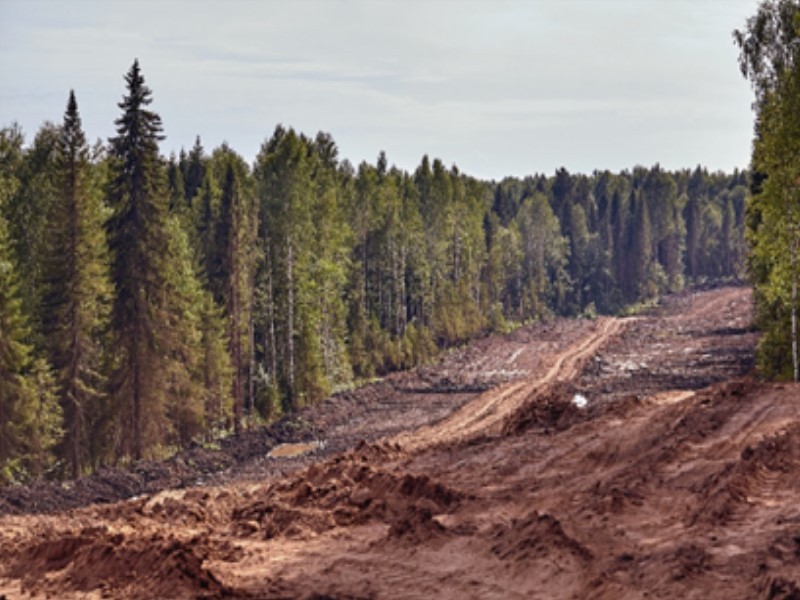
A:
106 60 174 459
7 123 60 338
0 211 34 477
216 160 245 432
0 125 24 213
0 212 60 482
184 136 205 205
631 192 655 300
42 91 112 477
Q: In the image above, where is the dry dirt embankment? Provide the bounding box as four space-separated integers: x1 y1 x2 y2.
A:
5 285 800 600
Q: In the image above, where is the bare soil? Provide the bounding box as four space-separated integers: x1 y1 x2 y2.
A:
3 285 799 600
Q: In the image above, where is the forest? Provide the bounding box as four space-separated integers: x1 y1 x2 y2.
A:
0 60 749 482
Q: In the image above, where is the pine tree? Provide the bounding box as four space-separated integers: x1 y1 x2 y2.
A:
165 154 233 439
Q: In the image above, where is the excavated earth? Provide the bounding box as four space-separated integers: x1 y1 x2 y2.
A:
3 285 800 599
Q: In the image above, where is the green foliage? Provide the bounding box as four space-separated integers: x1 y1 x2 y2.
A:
206 146 258 432
0 213 61 482
0 125 24 209
736 0 800 379
161 214 214 447
6 122 61 337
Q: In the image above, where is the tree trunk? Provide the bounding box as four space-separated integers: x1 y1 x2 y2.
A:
248 316 255 419
400 244 407 334
268 258 277 380
793 235 798 382
230 190 242 435
286 234 295 401
133 344 142 461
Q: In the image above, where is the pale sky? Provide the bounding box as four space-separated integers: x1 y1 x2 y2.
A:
0 0 757 180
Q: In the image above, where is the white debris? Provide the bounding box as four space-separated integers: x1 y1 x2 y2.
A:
572 394 588 409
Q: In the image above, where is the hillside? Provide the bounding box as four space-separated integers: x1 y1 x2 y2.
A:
3 285 800 599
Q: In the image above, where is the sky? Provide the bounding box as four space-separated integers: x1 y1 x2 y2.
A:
0 0 758 180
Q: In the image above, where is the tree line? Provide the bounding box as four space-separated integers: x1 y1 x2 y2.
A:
0 60 746 482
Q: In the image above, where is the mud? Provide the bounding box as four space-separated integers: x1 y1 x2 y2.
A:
3 285 800 599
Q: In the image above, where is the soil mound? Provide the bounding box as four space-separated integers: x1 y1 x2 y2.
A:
7 528 233 599
502 381 584 435
232 442 462 541
489 510 593 564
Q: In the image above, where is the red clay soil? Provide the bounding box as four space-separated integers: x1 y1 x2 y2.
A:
4 285 800 599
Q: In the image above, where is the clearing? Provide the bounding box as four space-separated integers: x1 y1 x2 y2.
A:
3 285 800 599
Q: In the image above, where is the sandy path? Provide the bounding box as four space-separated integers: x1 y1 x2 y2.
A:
396 316 628 450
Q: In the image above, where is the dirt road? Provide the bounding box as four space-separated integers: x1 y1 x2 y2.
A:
398 316 628 449
4 285 800 599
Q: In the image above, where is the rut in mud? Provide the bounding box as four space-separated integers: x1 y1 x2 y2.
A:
4 285 800 600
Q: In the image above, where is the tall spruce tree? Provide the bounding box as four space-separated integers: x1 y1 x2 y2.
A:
41 91 112 477
106 60 176 459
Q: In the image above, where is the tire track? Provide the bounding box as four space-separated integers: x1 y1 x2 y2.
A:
396 317 629 450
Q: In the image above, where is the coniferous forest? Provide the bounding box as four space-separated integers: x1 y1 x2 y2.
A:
0 60 749 481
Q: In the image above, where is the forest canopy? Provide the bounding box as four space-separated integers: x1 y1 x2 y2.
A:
0 60 747 482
